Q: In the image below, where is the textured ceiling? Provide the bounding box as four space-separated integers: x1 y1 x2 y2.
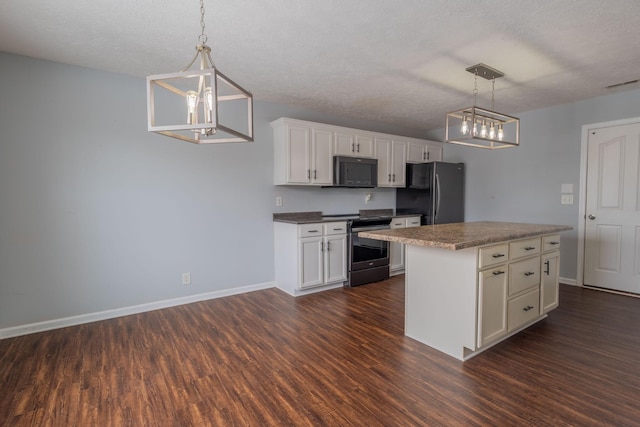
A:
1 0 639 131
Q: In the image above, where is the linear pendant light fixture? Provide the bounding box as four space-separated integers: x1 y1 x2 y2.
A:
445 63 519 149
146 0 253 144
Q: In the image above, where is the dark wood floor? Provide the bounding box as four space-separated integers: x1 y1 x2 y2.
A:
1 277 639 426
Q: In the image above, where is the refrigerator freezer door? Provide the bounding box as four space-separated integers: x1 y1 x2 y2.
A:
433 162 464 224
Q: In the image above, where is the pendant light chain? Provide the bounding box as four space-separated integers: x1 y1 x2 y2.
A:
198 0 208 45
491 78 496 111
473 69 479 107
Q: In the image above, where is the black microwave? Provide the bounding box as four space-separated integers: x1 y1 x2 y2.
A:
333 156 377 188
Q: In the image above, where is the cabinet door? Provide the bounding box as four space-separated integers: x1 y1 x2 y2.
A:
354 134 374 158
334 131 356 156
540 251 559 313
391 140 407 187
325 235 347 284
425 144 443 162
407 141 426 163
299 236 323 288
311 128 334 185
287 125 311 183
478 267 508 347
375 138 392 187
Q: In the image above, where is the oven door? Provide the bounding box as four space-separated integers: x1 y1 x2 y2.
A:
350 225 390 271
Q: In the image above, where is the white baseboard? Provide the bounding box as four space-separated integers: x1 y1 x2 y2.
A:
0 281 275 340
559 276 578 286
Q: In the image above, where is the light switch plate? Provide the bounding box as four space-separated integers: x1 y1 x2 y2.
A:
561 194 574 205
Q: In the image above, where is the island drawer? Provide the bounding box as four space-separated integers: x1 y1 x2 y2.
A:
508 256 540 295
508 289 540 332
510 237 541 259
478 243 509 269
542 234 561 252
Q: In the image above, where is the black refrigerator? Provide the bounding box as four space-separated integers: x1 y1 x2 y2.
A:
396 162 464 225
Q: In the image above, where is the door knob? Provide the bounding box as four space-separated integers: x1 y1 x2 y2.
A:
588 214 596 220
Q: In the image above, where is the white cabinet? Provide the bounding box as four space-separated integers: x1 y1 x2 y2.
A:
407 140 443 163
272 118 444 186
335 132 374 158
478 266 508 347
272 119 333 186
475 234 560 349
275 221 347 296
376 138 407 188
389 216 421 274
540 235 560 313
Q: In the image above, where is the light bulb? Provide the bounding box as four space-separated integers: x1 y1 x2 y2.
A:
480 121 487 138
498 124 504 141
203 87 214 123
472 121 478 136
488 122 496 139
460 115 469 135
186 90 199 124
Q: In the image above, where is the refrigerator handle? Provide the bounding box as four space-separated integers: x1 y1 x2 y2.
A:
435 173 441 221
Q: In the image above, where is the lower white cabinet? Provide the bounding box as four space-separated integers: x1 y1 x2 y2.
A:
478 266 508 347
476 235 561 348
275 221 347 296
389 216 421 275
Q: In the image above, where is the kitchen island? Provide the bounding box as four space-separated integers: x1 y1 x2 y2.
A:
359 221 572 361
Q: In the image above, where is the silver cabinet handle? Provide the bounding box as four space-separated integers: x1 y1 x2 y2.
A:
308 230 320 233
492 253 505 259
388 174 391 182
548 241 559 246
435 173 441 220
523 305 534 312
327 241 330 251
588 214 596 220
392 173 395 182
332 228 343 231
544 260 550 275
524 246 536 251
356 143 360 152
524 272 535 277
351 142 355 152
492 270 505 276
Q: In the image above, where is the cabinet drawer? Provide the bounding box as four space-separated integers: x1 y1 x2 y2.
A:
542 234 561 252
390 218 406 229
406 217 421 227
509 256 540 295
324 222 347 235
478 243 509 269
508 289 540 332
510 237 541 259
299 223 324 237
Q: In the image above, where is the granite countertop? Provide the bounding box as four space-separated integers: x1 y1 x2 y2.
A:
358 221 573 250
273 209 419 224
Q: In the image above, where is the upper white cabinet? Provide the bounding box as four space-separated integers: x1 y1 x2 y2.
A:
335 131 374 158
407 140 443 163
272 118 444 186
375 138 407 188
272 118 333 186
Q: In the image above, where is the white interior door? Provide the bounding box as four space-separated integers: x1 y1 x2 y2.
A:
584 122 640 293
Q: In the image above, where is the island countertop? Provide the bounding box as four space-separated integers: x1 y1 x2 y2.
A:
358 221 572 250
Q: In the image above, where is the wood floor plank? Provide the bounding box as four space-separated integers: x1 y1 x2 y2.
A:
1 277 640 426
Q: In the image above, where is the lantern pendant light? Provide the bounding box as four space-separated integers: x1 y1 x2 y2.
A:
445 63 519 149
146 0 253 144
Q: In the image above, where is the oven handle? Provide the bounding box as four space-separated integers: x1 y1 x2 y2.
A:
352 225 391 233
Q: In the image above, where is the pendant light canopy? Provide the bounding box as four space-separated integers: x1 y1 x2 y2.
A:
146 0 253 144
445 64 519 149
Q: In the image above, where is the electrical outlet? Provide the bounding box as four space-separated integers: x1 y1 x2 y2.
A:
561 194 573 205
182 272 191 285
276 196 283 207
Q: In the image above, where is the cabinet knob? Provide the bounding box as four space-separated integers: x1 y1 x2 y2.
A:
588 214 596 220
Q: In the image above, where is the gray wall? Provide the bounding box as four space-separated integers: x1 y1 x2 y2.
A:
0 52 423 329
430 88 640 281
